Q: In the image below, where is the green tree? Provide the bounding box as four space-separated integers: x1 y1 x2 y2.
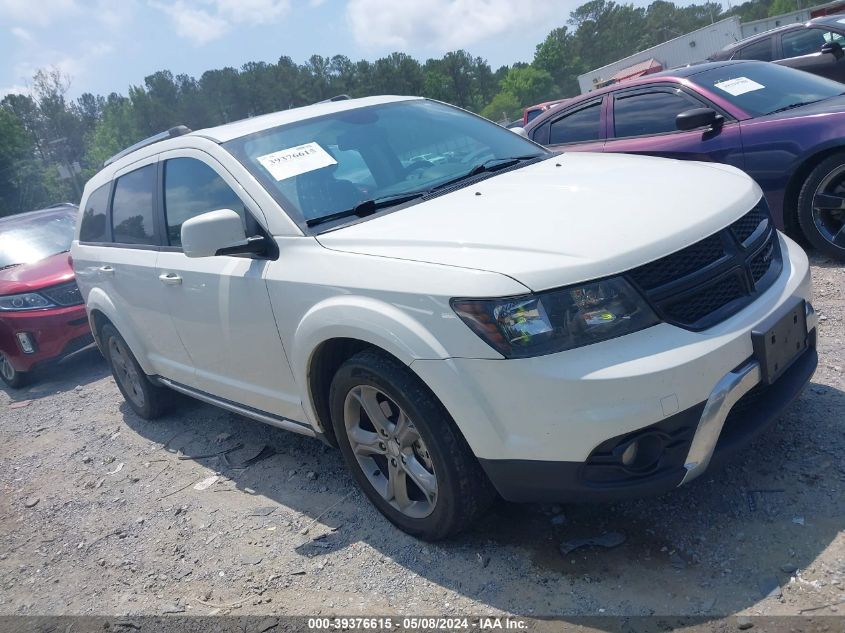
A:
500 66 556 107
480 91 522 122
769 0 797 16
534 26 585 96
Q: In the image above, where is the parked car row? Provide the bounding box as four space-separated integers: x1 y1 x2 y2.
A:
0 204 93 387
67 95 816 539
523 60 845 260
709 15 845 83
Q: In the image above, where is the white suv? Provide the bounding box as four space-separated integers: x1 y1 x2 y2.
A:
72 96 818 539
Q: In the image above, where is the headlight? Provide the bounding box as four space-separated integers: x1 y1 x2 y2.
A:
0 292 55 311
451 277 659 358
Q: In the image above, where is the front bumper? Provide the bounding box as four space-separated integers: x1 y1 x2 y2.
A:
0 304 92 372
410 233 816 502
479 327 816 502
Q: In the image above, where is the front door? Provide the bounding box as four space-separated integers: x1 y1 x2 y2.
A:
155 150 304 421
603 86 745 170
779 27 845 82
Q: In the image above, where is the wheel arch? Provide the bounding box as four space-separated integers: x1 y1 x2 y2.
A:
293 297 455 446
784 144 845 239
84 288 155 375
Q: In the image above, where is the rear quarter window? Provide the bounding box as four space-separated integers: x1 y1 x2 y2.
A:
79 184 111 242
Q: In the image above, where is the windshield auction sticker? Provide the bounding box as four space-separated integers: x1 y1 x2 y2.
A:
257 142 338 181
713 77 765 96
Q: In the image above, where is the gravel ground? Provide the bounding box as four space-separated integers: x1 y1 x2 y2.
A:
1 254 843 626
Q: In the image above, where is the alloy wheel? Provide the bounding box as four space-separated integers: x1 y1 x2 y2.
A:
343 385 437 518
812 165 845 250
108 337 145 409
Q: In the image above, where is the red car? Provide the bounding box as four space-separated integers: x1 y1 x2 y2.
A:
523 98 571 125
0 204 93 388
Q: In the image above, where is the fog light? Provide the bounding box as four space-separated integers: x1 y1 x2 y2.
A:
621 441 639 466
16 332 35 354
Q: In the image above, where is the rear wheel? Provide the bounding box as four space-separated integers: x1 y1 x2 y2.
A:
797 153 845 260
329 349 494 540
100 323 171 419
0 351 28 389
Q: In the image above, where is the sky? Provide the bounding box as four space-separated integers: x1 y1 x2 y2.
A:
0 0 583 99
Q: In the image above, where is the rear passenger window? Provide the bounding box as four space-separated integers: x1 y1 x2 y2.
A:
734 38 773 61
163 158 250 247
111 165 157 245
548 102 602 145
79 184 110 242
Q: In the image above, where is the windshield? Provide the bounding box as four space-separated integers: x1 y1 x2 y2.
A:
0 210 77 269
691 62 844 117
224 99 546 229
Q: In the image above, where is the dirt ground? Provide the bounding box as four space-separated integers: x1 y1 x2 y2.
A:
1 254 844 629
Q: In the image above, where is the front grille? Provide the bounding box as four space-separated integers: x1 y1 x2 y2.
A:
40 281 83 307
626 200 782 331
662 272 746 325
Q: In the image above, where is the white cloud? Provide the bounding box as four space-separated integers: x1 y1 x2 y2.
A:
149 1 228 45
149 0 291 45
0 0 77 27
10 26 32 41
0 84 32 98
347 0 555 51
95 0 136 30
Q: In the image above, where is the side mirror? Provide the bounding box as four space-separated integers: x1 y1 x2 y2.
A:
509 126 528 138
676 107 723 132
821 41 844 59
182 209 251 258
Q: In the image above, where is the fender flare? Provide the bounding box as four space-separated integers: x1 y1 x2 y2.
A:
85 287 156 375
291 295 451 423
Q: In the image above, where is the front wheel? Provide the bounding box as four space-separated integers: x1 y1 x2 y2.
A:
797 153 845 260
329 349 495 540
0 351 28 389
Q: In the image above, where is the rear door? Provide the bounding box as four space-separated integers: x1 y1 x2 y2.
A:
155 149 302 420
529 98 606 153
76 157 194 383
778 27 845 81
732 35 776 62
603 85 745 170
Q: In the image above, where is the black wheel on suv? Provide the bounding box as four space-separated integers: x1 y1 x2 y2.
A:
329 349 495 540
100 323 172 419
797 152 845 260
0 351 28 389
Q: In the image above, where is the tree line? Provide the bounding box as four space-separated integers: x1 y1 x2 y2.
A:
0 0 801 216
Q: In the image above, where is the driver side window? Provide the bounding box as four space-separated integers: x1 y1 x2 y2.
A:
163 158 256 247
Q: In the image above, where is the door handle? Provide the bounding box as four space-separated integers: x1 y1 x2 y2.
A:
158 273 182 286
99 265 114 274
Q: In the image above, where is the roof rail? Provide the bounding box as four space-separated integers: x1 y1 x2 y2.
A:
316 94 351 104
104 125 192 167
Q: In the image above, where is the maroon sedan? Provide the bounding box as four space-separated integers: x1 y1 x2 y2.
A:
0 204 93 388
525 60 845 260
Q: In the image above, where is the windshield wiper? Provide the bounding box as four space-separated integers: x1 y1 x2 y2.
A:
428 155 545 193
305 155 546 229
0 263 22 271
305 191 428 228
767 99 825 115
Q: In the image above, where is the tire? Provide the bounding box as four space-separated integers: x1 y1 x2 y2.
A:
100 323 171 419
0 351 28 389
329 349 495 540
797 152 845 260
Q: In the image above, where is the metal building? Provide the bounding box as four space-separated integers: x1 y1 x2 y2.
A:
577 17 742 94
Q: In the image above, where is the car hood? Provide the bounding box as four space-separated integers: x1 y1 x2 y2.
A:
0 251 74 296
316 153 762 292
